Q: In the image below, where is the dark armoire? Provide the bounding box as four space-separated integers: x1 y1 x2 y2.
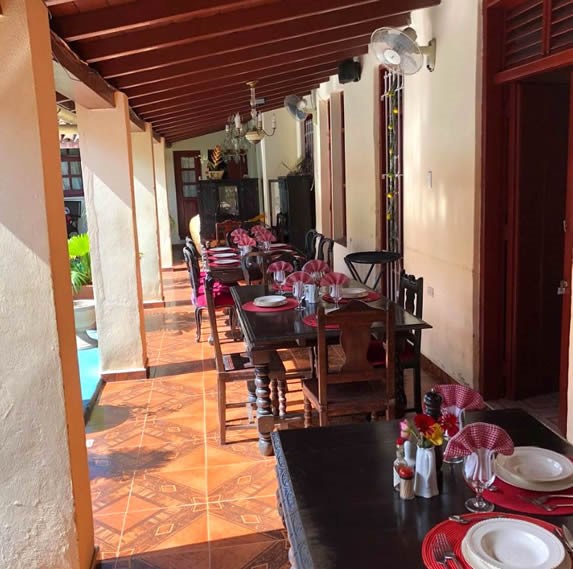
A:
277 175 315 251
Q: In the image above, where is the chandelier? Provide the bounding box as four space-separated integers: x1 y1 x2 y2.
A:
236 81 277 146
221 113 250 163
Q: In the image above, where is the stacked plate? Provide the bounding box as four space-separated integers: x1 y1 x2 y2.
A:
460 518 570 569
253 295 287 308
212 252 237 259
341 287 369 299
495 447 573 491
210 247 233 252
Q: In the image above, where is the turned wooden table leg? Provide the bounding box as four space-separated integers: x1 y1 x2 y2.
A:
246 379 256 423
271 377 279 417
278 377 287 419
255 362 274 456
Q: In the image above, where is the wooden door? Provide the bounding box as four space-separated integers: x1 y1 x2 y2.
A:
509 80 570 399
174 151 201 239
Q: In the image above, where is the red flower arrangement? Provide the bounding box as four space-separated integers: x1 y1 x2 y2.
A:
403 414 444 448
439 412 459 437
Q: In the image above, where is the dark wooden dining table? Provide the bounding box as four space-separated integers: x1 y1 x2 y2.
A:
231 284 431 456
273 408 573 569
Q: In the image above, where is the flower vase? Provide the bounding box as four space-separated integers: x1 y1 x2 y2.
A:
414 446 439 498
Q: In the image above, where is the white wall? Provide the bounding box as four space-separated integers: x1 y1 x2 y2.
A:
312 0 482 387
403 0 481 386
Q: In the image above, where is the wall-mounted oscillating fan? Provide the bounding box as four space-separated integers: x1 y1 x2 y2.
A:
370 27 436 74
284 95 315 121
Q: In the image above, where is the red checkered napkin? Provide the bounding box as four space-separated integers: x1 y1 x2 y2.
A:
302 260 331 274
320 272 349 286
285 271 314 284
267 261 293 273
435 384 484 418
443 422 514 460
235 234 256 246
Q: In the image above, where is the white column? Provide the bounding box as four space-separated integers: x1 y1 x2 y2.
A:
153 137 174 269
132 123 164 303
0 0 93 567
77 93 148 378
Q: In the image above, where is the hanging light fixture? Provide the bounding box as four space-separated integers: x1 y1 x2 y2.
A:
240 81 276 145
221 112 249 162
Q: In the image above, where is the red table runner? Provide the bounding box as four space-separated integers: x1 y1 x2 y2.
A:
421 512 561 569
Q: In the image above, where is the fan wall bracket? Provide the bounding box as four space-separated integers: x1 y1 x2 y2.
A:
420 38 437 72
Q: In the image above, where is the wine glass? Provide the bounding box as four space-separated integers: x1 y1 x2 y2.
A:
292 282 305 310
462 451 496 512
274 270 286 295
330 284 343 309
262 240 271 253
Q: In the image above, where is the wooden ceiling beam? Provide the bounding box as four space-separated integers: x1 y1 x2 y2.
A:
113 36 369 90
98 16 400 78
53 0 272 42
134 68 334 115
81 7 406 66
130 61 337 108
124 49 358 99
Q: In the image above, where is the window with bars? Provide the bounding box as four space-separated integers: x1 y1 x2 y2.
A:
329 91 347 245
61 148 84 196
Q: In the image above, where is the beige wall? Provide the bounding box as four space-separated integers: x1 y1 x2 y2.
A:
403 0 481 387
312 0 482 387
0 0 93 566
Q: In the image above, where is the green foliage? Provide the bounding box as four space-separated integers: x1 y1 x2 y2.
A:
68 233 92 294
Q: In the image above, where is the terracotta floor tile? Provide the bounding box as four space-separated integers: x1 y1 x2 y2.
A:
206 461 277 503
135 439 207 472
118 507 209 555
91 475 133 516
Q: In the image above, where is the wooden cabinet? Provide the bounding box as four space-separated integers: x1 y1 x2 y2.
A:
277 175 316 251
197 178 261 241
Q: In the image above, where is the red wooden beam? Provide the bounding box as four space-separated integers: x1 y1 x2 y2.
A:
80 5 407 64
133 68 334 114
130 61 337 107
113 36 369 89
123 49 360 99
98 17 404 78
53 0 272 41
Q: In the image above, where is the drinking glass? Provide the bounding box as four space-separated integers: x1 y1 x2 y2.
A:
274 270 286 295
330 284 343 309
292 282 305 310
462 451 496 512
262 240 271 253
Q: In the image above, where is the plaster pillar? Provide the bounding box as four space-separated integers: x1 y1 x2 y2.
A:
153 137 174 269
0 0 93 567
132 124 164 303
77 93 148 379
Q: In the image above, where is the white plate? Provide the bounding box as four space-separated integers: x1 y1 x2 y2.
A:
212 252 237 259
461 537 571 569
464 518 565 569
495 460 573 492
270 243 287 248
253 295 288 308
497 447 573 483
210 247 232 252
341 287 369 299
212 259 240 265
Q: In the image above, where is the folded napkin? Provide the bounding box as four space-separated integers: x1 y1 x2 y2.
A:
320 272 349 286
250 224 266 236
435 384 484 420
267 261 294 273
259 229 276 243
285 271 314 284
235 234 256 246
444 422 514 460
231 227 248 237
302 259 331 274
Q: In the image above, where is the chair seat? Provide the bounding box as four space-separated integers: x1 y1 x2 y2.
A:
195 290 234 308
302 378 389 410
367 339 415 366
222 350 285 377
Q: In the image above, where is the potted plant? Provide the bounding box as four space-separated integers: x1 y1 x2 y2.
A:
68 233 92 298
207 145 225 180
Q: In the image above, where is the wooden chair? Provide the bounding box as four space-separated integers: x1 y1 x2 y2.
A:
204 275 287 444
302 301 396 427
183 246 234 342
305 229 319 259
240 251 268 285
216 219 242 245
397 270 424 412
317 235 334 267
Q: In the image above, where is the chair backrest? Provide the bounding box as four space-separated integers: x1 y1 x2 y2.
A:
305 229 318 259
269 251 305 271
185 236 200 259
183 246 202 303
203 275 226 372
240 251 268 285
316 301 396 407
397 270 423 318
317 235 334 267
275 212 288 242
216 220 242 244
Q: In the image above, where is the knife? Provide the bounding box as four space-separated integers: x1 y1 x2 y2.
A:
562 525 573 551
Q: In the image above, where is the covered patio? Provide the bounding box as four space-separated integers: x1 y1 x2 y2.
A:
3 0 573 568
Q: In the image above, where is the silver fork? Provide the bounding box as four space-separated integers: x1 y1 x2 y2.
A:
433 532 450 567
521 494 573 506
435 533 464 569
518 495 573 511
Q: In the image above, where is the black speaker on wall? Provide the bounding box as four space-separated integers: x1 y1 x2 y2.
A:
338 59 362 84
